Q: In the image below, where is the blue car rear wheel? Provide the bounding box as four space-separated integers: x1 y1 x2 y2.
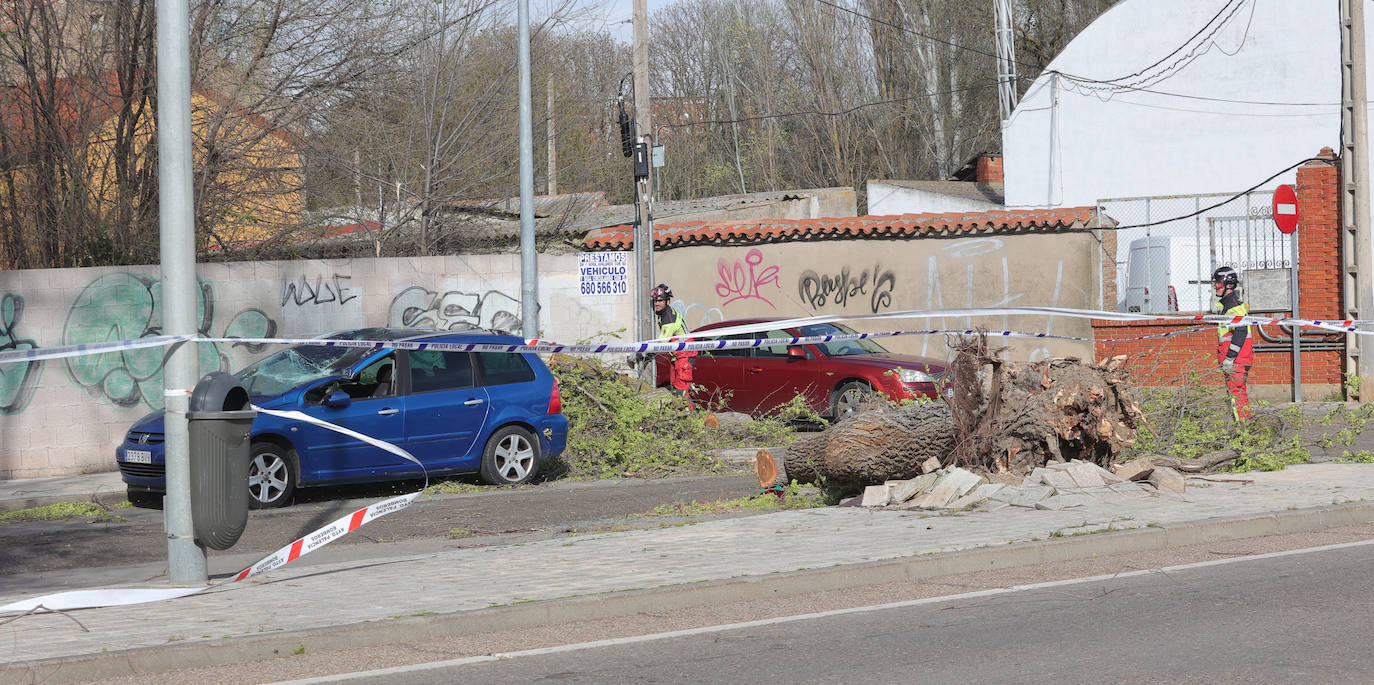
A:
479 426 539 486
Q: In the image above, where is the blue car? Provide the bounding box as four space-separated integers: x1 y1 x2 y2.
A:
116 328 569 508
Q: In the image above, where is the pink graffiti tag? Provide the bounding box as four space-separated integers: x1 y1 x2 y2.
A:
716 249 781 307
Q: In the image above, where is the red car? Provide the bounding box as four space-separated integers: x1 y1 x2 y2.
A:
656 318 947 419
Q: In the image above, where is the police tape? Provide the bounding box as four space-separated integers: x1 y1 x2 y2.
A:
0 407 428 615
0 308 1356 369
0 306 1350 367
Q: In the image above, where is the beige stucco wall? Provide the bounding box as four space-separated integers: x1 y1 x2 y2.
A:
651 230 1102 364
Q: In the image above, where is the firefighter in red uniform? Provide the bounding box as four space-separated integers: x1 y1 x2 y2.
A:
649 284 696 406
1212 266 1254 420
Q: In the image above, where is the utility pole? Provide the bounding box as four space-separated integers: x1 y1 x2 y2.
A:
632 0 655 350
547 78 557 195
993 0 1019 122
1341 0 1373 399
155 0 206 583
518 0 538 339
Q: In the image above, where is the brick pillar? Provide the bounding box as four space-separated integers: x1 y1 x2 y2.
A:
1292 147 1345 389
1296 147 1341 319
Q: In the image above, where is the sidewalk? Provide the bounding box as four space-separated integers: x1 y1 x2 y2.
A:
0 470 127 512
3 463 1374 683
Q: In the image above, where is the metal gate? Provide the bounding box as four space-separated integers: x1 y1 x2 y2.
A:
1096 189 1289 314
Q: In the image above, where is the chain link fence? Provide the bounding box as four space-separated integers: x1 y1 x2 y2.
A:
1096 190 1291 314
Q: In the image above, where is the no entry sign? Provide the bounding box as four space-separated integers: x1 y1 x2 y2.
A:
1273 184 1298 234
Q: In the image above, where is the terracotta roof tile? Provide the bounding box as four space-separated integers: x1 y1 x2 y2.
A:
583 207 1106 250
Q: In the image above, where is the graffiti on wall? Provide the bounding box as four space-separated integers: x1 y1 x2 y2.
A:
62 273 278 409
716 248 781 307
0 293 42 414
797 264 896 314
388 286 525 334
281 273 359 307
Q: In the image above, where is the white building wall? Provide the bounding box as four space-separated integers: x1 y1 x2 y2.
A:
1004 0 1355 209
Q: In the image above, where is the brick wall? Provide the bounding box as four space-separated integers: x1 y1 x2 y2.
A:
1093 148 1345 398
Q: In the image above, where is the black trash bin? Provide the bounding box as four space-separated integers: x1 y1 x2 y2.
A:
187 371 256 550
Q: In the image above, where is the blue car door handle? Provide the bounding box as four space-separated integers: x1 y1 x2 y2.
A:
377 408 399 416
463 398 485 406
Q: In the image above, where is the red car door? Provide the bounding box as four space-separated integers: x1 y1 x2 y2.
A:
740 329 830 415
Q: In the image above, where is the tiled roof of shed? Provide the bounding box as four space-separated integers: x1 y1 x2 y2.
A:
583 206 1105 250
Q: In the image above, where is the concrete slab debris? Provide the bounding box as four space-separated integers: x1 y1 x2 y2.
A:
922 457 942 474
1113 457 1156 481
1035 493 1093 510
1060 462 1108 488
1027 467 1078 491
969 483 1006 500
1148 465 1187 493
861 484 893 507
947 491 989 509
1108 482 1154 497
912 468 986 509
1006 484 1055 508
890 473 939 503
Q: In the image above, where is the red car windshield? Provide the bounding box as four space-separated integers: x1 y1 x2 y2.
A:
795 322 888 357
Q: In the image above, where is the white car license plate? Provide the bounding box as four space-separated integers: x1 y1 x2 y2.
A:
123 449 153 464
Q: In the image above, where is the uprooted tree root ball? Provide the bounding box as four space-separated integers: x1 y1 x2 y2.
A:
783 332 1147 487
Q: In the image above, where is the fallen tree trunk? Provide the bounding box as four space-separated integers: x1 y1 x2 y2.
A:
784 402 955 487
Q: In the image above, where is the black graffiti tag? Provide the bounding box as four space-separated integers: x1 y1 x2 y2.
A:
798 265 896 313
281 274 358 307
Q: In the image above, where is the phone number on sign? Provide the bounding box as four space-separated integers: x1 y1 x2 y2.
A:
581 280 628 295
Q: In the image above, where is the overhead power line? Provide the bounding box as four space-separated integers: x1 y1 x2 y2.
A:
811 0 1317 108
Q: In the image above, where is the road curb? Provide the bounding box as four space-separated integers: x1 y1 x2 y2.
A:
6 499 1374 684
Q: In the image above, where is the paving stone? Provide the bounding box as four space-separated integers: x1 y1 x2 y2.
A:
891 473 939 503
1149 465 1187 493
1006 484 1055 508
1035 493 1094 510
922 457 942 474
1114 457 1156 481
913 468 985 509
861 484 893 507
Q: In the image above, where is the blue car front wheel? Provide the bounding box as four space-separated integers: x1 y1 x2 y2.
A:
479 426 539 486
249 442 298 509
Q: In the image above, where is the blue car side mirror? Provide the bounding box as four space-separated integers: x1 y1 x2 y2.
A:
324 390 352 408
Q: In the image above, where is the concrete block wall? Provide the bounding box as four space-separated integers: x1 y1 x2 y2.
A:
0 253 635 479
1093 150 1346 400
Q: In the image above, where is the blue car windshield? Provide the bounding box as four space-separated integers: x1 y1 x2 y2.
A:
235 345 373 397
798 322 888 357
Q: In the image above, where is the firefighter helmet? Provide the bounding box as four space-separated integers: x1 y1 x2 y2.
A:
1211 266 1239 288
